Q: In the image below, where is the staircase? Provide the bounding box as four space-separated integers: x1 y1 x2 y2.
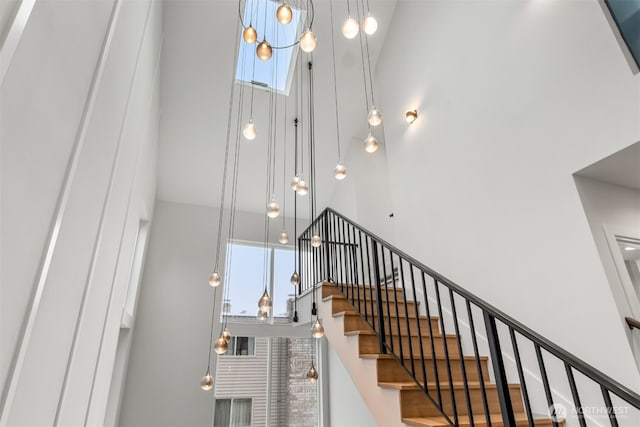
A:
299 208 640 427
321 283 557 427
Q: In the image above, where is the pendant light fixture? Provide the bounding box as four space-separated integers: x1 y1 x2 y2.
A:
279 231 289 244
299 29 317 53
214 333 229 354
243 28 258 141
306 361 319 382
367 106 383 127
362 0 377 35
363 132 379 153
222 327 231 342
208 271 222 287
276 2 293 25
256 38 273 61
266 198 280 218
342 0 359 39
242 121 257 140
311 318 325 338
200 369 214 391
329 0 347 181
243 25 258 44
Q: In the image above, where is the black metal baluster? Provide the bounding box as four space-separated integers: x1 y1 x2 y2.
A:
399 259 415 377
450 289 474 426
371 240 386 354
379 247 394 353
334 214 343 292
534 344 558 427
357 230 369 323
340 217 351 303
509 328 533 427
348 224 360 313
389 254 403 360
409 266 428 388
601 387 619 427
323 213 331 283
466 301 491 427
435 279 458 425
364 235 375 328
565 364 586 427
422 273 442 408
485 313 516 427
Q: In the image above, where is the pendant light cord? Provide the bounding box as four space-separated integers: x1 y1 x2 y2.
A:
359 0 376 106
329 0 342 162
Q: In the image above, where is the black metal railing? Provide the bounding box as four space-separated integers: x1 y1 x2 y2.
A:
299 208 640 427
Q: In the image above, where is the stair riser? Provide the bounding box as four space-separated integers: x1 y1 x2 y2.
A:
342 314 440 335
400 385 525 418
376 358 490 384
359 334 460 358
332 297 419 318
322 284 406 302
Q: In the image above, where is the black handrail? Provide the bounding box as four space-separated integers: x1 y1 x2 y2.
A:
299 207 640 426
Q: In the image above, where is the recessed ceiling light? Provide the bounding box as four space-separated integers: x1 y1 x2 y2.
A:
624 246 637 251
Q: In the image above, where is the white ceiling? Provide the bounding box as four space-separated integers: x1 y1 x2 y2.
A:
157 0 398 219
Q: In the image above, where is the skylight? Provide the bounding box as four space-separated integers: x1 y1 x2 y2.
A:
236 0 305 95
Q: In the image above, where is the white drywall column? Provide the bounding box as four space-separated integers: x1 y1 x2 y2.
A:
0 0 160 424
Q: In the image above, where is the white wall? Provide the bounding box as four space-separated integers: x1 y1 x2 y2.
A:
326 344 377 427
371 0 640 392
119 200 310 426
0 0 161 424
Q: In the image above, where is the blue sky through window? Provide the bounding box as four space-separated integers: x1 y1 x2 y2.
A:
236 0 304 95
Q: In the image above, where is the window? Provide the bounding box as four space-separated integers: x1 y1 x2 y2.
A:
214 398 252 427
604 0 640 69
235 0 306 94
223 241 295 321
227 336 255 356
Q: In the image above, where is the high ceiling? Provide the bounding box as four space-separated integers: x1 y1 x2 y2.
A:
157 0 397 219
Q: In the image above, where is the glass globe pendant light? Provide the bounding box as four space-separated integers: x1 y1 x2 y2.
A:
208 271 222 287
290 176 300 191
276 2 293 25
363 132 379 153
257 309 268 321
311 319 325 338
266 198 280 218
243 24 257 44
256 38 272 61
342 16 359 39
300 29 317 53
290 271 300 286
222 327 231 342
258 289 272 313
333 163 347 180
200 369 214 391
311 235 322 248
296 178 309 195
306 362 319 382
279 230 289 244
363 14 378 35
214 333 228 355
368 106 383 126
242 120 257 141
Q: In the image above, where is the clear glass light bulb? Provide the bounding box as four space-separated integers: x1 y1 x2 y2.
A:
243 121 257 140
258 289 272 313
363 15 378 35
368 106 383 126
299 29 317 53
307 363 318 382
256 39 272 61
364 132 379 153
311 319 325 338
214 335 228 355
342 16 359 39
243 25 257 44
296 178 309 195
279 231 289 244
267 200 280 218
290 176 300 191
290 271 300 286
257 309 268 321
334 162 347 180
208 271 222 287
200 370 213 391
311 235 322 248
222 327 231 342
276 3 293 24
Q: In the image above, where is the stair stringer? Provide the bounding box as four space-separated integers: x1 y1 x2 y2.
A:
319 299 408 427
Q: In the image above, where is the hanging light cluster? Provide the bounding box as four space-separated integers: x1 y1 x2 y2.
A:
241 0 317 62
341 0 378 39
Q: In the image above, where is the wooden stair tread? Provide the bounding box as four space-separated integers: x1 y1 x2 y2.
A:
402 413 560 427
344 329 450 339
323 293 415 302
378 381 516 391
333 309 433 320
360 353 487 361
